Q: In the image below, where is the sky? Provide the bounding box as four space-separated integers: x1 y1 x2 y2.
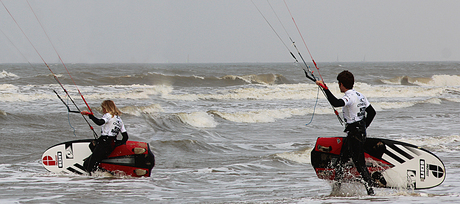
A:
1 0 460 64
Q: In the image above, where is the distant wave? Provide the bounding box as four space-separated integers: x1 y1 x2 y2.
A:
220 73 289 85
381 75 460 86
0 70 19 79
3 82 459 106
95 72 290 87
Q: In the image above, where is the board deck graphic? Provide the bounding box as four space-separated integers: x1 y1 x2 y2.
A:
42 139 155 177
311 137 445 189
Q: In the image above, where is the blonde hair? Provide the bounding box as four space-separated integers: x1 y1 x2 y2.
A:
101 100 121 117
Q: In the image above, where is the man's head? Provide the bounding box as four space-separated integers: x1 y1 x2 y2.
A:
337 70 354 90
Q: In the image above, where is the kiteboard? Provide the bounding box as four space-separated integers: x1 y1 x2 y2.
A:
42 139 155 177
311 137 445 189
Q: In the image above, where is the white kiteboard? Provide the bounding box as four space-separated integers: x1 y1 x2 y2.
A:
42 139 155 177
311 137 445 189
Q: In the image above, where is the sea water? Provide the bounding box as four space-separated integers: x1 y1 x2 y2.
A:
1 62 460 203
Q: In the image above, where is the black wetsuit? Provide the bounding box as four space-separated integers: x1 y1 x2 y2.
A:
83 114 128 173
323 88 376 188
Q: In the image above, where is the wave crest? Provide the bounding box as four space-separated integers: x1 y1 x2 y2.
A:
275 148 312 164
176 112 218 128
120 104 164 116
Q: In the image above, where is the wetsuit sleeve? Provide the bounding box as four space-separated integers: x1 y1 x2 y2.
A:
114 132 129 147
120 132 128 144
365 104 376 128
88 114 105 126
323 89 345 107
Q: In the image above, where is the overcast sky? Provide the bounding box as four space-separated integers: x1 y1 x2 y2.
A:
1 0 459 63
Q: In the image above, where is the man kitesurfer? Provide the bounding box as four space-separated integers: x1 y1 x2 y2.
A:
316 70 376 196
81 100 128 174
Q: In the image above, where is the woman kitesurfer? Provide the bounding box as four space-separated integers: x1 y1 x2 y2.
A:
81 100 128 174
316 70 376 196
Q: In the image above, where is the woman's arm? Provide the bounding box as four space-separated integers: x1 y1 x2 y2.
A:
82 112 105 126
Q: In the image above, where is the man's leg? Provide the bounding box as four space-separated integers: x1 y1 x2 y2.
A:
350 135 375 195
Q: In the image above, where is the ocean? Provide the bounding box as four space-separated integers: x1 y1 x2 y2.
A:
1 61 460 203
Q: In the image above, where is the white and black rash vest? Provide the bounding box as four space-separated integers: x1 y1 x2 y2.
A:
323 88 376 127
89 113 128 144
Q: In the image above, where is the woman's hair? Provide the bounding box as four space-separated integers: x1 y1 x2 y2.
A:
101 100 121 117
337 70 354 89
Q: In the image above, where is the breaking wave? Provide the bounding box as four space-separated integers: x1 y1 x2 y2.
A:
144 111 218 129
381 75 460 87
175 112 218 128
0 70 19 79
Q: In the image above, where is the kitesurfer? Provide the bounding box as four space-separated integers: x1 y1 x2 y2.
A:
316 70 376 196
81 100 128 174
